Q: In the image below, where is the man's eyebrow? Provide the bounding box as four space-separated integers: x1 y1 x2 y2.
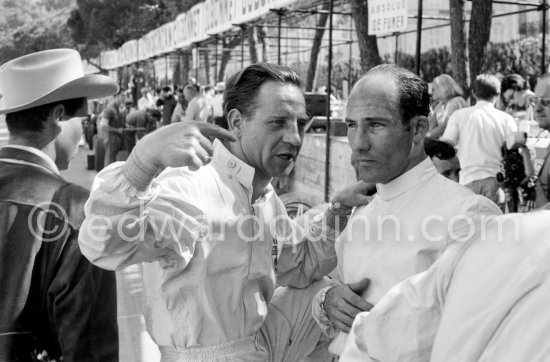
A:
346 117 391 123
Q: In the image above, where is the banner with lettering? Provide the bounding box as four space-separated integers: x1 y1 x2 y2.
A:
368 0 408 36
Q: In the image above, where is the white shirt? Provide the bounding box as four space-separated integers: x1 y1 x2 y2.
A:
79 140 339 352
314 158 502 355
442 100 518 185
341 211 550 362
138 97 155 111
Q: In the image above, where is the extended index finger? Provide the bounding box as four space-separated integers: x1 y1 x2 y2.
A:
196 122 236 142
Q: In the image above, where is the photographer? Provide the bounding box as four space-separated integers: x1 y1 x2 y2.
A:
442 74 517 206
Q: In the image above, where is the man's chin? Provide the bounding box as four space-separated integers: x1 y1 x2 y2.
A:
357 170 381 184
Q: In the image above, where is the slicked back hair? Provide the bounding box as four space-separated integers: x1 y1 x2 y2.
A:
365 64 431 125
223 63 302 119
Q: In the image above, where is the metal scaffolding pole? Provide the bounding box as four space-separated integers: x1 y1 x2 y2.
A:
165 55 168 84
152 58 156 87
195 44 199 81
543 0 548 74
348 15 353 95
395 33 399 63
324 0 333 202
415 0 423 75
278 11 283 64
214 36 218 82
241 26 246 68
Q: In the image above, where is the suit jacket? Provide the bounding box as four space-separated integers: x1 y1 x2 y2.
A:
0 146 118 362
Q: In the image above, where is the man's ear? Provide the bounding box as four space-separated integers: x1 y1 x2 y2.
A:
227 108 243 137
50 104 66 121
409 115 429 142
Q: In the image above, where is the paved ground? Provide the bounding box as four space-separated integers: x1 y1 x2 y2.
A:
61 145 161 362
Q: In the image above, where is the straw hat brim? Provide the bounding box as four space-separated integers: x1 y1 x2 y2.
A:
0 74 119 115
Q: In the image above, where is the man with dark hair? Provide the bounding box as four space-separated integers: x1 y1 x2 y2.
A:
100 91 127 167
160 86 177 126
313 64 501 357
79 62 370 360
424 137 461 182
0 49 119 361
499 73 534 114
442 74 517 204
170 86 186 123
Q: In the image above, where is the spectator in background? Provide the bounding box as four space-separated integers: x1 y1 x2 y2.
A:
212 82 225 123
159 86 177 127
497 74 535 118
153 87 162 107
424 137 461 183
198 85 215 123
125 108 161 152
99 91 127 166
427 74 468 139
171 86 187 123
182 84 201 121
137 86 153 110
442 74 517 205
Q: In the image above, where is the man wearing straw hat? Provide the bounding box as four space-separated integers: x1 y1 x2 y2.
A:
0 49 119 361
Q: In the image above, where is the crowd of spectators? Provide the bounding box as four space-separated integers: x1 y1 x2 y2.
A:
90 79 223 169
427 72 549 213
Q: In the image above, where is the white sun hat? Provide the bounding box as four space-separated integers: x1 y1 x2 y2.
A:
0 48 119 115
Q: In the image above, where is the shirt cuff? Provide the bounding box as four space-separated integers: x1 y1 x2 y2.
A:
122 151 159 191
324 205 351 231
312 285 339 339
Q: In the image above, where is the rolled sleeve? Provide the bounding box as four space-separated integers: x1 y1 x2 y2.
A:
79 161 205 271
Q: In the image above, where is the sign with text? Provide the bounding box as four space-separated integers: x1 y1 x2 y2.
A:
368 0 407 36
95 0 295 69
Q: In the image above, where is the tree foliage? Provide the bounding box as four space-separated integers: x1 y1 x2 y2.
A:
483 35 550 88
67 0 201 59
383 47 452 82
0 0 75 64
